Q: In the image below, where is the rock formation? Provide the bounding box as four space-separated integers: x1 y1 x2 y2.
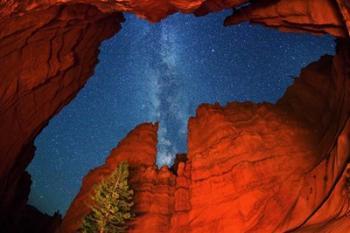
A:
2 0 350 33
224 0 348 37
59 123 178 233
0 0 349 232
0 4 124 228
60 41 350 232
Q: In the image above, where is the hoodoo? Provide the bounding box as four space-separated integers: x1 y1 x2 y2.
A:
0 1 349 232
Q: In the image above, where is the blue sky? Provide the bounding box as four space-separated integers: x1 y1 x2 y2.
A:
27 11 335 215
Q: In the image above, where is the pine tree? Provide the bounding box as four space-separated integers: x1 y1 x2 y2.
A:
80 161 134 233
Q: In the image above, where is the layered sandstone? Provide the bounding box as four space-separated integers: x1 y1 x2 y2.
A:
0 0 350 232
1 0 350 34
184 42 350 232
0 4 123 225
60 123 179 233
60 41 350 232
224 0 348 37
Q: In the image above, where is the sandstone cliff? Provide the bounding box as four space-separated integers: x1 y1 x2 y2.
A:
60 41 350 232
0 1 350 232
0 4 124 226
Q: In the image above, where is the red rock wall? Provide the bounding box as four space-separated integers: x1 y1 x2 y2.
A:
184 42 350 233
60 41 350 232
275 42 350 231
337 0 350 36
0 0 350 232
60 123 178 233
224 0 348 37
0 3 123 222
1 0 349 35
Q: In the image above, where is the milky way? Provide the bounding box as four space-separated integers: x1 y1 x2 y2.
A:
27 11 335 215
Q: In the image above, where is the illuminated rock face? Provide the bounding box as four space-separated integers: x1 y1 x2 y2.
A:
60 43 350 232
0 4 124 227
1 0 349 30
0 0 349 232
224 0 349 37
59 123 178 233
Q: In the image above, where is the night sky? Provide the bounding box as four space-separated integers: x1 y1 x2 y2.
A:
27 11 335 215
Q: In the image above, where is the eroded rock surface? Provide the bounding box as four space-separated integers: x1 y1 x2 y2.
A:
1 0 350 34
60 123 179 233
224 0 348 37
0 4 123 225
0 0 350 232
60 42 350 232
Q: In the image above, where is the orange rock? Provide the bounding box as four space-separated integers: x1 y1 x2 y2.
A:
1 1 350 232
0 5 124 225
60 42 350 232
224 0 348 37
1 0 349 33
59 123 177 233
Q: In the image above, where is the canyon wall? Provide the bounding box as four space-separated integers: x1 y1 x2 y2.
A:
0 0 349 232
1 0 349 32
0 3 124 227
224 0 348 37
60 41 350 232
60 123 179 233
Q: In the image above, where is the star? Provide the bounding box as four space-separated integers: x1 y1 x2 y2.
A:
27 10 336 215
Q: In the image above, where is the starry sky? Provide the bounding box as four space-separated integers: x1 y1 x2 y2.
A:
27 11 335 215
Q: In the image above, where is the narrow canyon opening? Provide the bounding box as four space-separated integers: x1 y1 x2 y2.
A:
1 1 350 233
25 11 336 217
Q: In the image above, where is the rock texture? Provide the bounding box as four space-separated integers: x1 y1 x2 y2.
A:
185 42 350 233
60 41 350 232
0 3 123 227
59 123 178 233
0 0 350 232
1 0 350 33
224 0 348 37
